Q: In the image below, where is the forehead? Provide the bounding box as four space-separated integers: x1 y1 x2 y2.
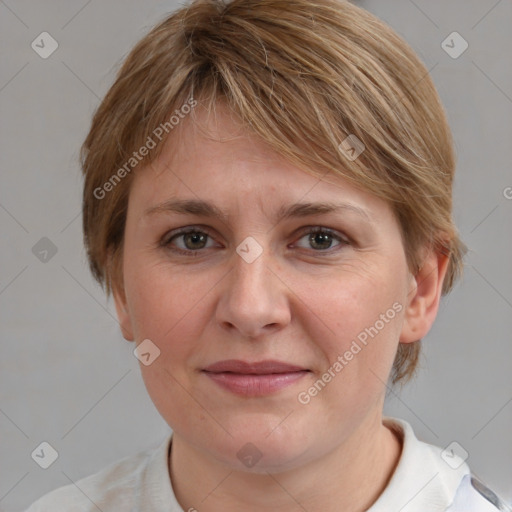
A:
128 102 394 226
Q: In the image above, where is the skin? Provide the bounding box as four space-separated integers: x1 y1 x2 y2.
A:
112 102 449 511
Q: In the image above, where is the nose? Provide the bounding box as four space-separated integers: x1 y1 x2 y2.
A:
215 246 291 339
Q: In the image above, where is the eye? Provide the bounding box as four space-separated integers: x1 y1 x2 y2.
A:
294 227 349 252
161 227 218 255
160 225 350 257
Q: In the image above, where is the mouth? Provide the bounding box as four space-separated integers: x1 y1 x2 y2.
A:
201 359 310 397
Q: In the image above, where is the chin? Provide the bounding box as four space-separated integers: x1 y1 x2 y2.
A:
202 416 314 473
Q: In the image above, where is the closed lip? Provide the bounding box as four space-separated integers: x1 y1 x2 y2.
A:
202 359 308 374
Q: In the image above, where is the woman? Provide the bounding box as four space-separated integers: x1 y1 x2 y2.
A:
25 0 507 510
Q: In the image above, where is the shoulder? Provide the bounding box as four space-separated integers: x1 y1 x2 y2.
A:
375 418 509 512
24 436 173 512
447 474 512 512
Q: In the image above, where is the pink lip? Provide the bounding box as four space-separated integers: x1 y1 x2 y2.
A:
202 359 309 397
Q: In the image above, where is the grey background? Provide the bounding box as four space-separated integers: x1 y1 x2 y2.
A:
0 1 511 510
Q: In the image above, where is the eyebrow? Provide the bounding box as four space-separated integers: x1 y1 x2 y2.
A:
143 198 373 224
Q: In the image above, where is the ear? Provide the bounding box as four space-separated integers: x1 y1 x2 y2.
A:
399 245 450 344
109 252 135 342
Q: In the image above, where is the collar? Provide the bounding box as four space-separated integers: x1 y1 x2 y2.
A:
138 433 182 511
368 417 470 511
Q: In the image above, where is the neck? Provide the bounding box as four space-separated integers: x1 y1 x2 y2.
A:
169 413 403 512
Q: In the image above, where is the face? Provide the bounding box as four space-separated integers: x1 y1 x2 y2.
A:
113 102 438 472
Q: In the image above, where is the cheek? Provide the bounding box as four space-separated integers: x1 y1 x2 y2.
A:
125 258 213 342
139 362 208 439
293 263 406 412
298 264 404 350
125 261 213 430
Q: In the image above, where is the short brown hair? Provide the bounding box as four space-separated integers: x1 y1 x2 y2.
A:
80 0 467 384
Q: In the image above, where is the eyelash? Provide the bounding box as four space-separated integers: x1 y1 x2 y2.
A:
160 225 350 257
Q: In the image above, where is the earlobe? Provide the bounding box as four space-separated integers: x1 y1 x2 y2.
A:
107 249 135 342
399 247 450 344
112 283 135 342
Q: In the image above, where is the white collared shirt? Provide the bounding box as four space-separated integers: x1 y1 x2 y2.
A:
25 417 505 511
